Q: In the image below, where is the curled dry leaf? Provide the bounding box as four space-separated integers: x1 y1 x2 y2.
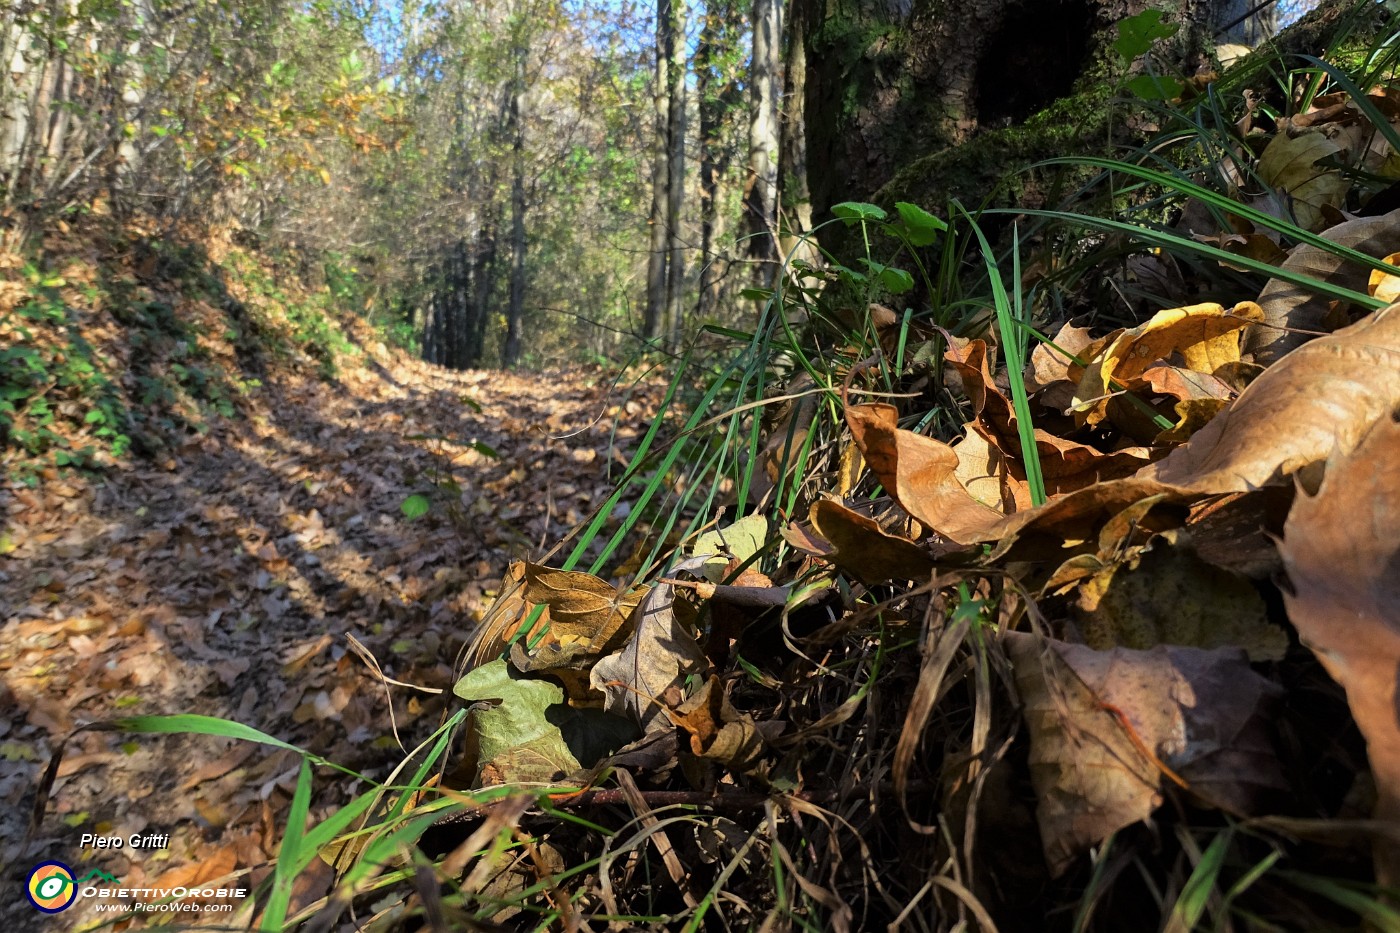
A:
1141 302 1400 493
1026 321 1095 392
844 402 1003 544
591 556 710 734
669 675 773 773
1245 207 1400 364
1279 413 1400 887
1006 632 1285 876
1071 302 1260 430
782 499 936 583
946 341 1156 504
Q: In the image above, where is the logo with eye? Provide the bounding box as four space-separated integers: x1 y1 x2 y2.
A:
26 861 77 913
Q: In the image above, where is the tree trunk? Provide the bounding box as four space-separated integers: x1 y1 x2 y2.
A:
743 0 781 286
643 0 674 342
694 2 740 320
662 0 687 346
471 223 497 365
502 42 527 369
779 0 818 269
797 0 1235 229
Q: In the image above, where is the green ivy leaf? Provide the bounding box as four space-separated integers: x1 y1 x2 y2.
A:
832 201 887 223
452 660 584 783
400 493 430 520
1124 74 1185 101
829 263 868 285
1113 9 1179 62
859 260 915 295
894 202 947 246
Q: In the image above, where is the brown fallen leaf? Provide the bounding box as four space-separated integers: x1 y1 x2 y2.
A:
1140 302 1400 493
591 557 709 734
669 675 771 772
784 499 936 583
1072 302 1260 430
1246 207 1400 364
1007 632 1285 876
1252 130 1349 234
947 341 1157 502
1369 250 1400 304
1279 413 1400 887
1026 321 1096 392
844 402 1003 544
523 562 648 655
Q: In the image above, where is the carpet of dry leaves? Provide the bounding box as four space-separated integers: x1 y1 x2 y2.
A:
0 343 659 926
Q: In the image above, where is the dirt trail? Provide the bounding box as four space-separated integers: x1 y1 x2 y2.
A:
0 346 656 925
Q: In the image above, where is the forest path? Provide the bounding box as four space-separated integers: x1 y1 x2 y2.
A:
1 347 657 925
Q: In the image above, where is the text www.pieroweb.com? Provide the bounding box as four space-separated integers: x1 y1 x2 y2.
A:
89 899 235 914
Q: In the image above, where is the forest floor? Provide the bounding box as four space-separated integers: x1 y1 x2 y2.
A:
0 341 660 928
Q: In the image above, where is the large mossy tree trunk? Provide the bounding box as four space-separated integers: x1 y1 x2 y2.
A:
793 0 1225 230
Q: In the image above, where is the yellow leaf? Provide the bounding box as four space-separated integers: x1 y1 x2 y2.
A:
1073 302 1260 428
1368 251 1400 304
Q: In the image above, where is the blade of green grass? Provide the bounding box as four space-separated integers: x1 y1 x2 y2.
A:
1166 830 1231 933
261 757 314 930
958 204 1047 505
1033 156 1400 282
991 207 1386 309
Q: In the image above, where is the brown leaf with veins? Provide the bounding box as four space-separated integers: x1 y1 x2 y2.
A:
523 562 648 655
1141 302 1400 493
1246 207 1400 364
1279 413 1400 887
1252 130 1349 234
1007 632 1284 876
844 402 1003 544
786 499 937 583
591 557 709 734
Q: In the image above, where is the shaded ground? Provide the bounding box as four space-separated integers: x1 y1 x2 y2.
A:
0 344 659 927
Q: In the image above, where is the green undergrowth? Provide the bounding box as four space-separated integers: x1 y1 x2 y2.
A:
0 224 374 483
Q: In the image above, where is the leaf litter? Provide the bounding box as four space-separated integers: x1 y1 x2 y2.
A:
421 240 1400 926
1 321 662 928
11 66 1400 933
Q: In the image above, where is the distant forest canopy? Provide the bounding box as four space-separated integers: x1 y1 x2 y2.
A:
2 0 1323 368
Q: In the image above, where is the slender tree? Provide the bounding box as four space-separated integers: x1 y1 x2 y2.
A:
743 0 781 287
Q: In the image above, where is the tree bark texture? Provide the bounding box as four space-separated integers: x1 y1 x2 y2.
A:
663 0 688 346
794 0 1267 227
695 1 742 320
779 0 818 268
744 0 782 282
644 0 677 341
503 40 528 368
